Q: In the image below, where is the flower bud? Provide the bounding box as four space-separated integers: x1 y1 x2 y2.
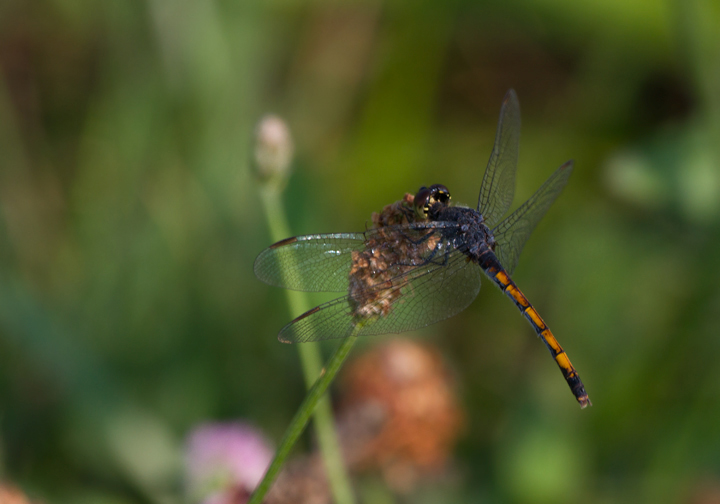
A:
253 114 294 184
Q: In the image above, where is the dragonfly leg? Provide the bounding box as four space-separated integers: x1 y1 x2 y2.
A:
392 235 454 269
396 227 438 246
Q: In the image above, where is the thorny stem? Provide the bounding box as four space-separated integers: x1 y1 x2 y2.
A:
247 332 359 504
256 185 356 504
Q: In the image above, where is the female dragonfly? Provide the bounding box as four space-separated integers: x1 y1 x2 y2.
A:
254 90 590 408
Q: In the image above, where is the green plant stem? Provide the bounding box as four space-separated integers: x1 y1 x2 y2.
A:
258 185 355 504
248 332 359 504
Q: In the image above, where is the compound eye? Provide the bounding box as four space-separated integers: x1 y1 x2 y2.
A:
414 187 432 216
429 184 451 203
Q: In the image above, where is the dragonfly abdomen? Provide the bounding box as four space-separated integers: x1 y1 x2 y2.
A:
480 254 591 408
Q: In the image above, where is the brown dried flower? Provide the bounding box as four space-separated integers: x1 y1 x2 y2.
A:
337 339 464 493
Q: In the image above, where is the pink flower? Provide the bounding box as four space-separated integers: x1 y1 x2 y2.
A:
185 422 274 502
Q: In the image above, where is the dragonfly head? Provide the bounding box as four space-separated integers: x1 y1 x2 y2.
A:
414 184 451 219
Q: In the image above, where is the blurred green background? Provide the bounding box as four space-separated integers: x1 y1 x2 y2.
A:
2 0 720 503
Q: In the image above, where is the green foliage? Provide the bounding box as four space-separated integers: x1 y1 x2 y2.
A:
1 0 720 503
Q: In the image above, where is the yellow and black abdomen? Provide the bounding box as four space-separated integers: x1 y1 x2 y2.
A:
480 253 591 408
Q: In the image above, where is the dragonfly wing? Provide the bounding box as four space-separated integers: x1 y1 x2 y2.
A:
492 160 573 275
477 89 521 227
278 296 357 343
355 249 480 336
278 239 481 343
254 222 463 292
254 233 365 292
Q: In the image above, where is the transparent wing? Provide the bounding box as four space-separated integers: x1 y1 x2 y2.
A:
278 241 481 343
477 89 521 227
254 222 467 293
254 233 365 292
492 160 573 275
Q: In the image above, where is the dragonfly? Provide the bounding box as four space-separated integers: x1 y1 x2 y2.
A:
254 89 590 408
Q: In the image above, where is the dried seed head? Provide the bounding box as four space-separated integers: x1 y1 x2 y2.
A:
337 339 464 493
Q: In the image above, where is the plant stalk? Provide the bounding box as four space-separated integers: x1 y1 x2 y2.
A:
257 185 355 504
247 332 358 504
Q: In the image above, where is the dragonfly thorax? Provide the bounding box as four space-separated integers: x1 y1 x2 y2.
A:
435 206 496 260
